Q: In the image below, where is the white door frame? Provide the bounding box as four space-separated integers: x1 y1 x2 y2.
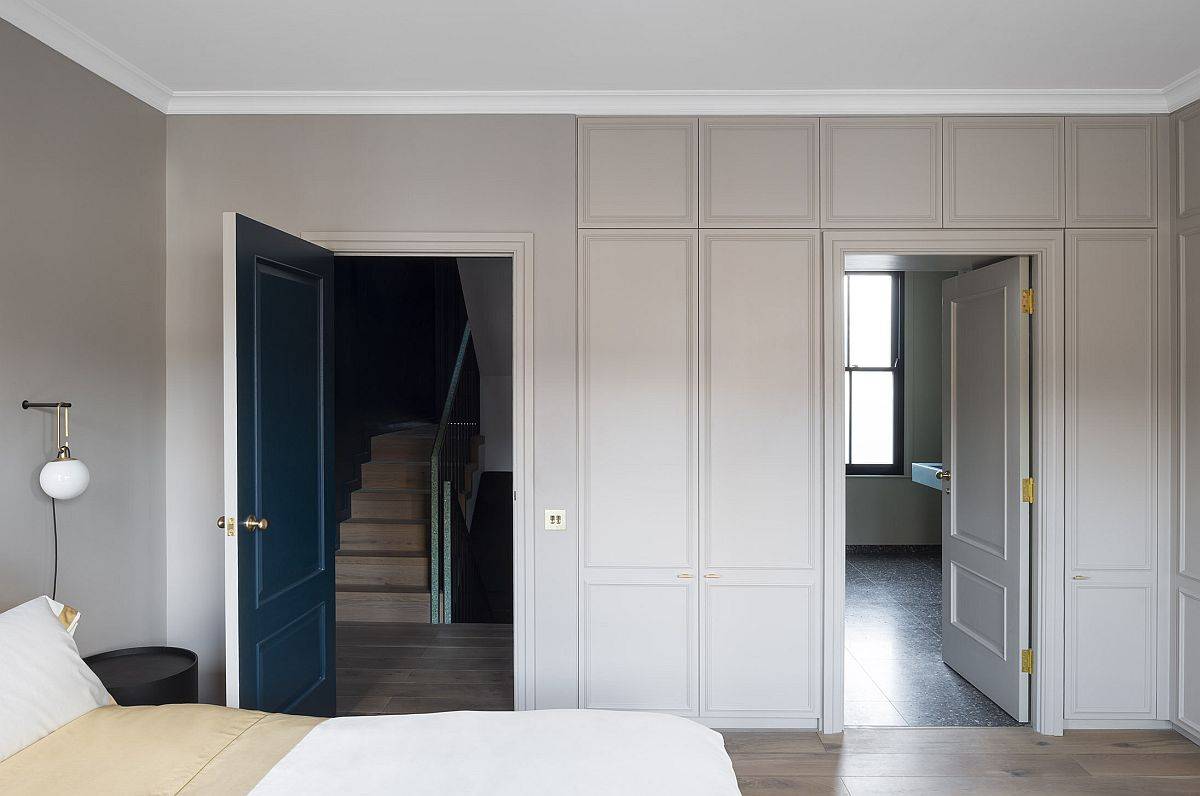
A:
822 230 1066 736
303 230 534 711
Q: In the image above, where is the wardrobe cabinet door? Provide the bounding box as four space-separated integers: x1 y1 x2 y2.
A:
577 117 698 228
582 576 698 714
700 117 819 228
702 579 817 716
579 231 699 714
1180 104 1200 226
1066 116 1157 227
578 231 697 569
1176 225 1200 737
698 231 821 718
944 117 1064 227
820 117 941 227
1065 230 1160 719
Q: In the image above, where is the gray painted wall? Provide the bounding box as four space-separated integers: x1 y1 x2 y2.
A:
457 257 514 473
846 270 951 545
0 21 166 654
164 115 577 704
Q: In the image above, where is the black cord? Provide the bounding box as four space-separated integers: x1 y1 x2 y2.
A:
50 497 58 600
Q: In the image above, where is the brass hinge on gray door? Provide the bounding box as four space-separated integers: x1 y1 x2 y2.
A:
1021 477 1036 504
1021 648 1034 674
1021 288 1035 315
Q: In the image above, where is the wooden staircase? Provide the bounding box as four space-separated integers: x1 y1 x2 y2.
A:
336 425 437 623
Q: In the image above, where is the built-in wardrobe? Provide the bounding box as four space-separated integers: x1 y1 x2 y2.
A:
575 114 1175 730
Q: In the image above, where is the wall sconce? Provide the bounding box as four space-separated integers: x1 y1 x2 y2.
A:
23 401 90 500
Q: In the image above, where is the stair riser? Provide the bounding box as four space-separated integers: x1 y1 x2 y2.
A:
338 523 427 554
371 437 433 459
337 556 431 590
362 463 430 490
351 493 431 520
337 592 431 623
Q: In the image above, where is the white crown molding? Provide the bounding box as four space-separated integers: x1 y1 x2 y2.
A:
0 0 170 111
1165 66 1200 113
164 88 1175 116
2 0 1197 116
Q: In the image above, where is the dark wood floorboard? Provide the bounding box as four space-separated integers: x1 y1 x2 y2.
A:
336 621 515 716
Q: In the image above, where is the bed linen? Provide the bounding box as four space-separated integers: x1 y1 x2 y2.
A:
0 704 738 795
254 708 738 795
0 704 321 795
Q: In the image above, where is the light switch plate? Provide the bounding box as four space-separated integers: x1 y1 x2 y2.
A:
544 509 566 531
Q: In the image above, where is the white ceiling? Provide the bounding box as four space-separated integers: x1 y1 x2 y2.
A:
4 0 1200 114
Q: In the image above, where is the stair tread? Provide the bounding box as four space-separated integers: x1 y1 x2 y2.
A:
365 459 431 466
354 487 432 496
337 584 429 595
340 517 425 525
337 550 430 559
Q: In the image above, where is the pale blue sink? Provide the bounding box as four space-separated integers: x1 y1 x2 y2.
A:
912 462 944 491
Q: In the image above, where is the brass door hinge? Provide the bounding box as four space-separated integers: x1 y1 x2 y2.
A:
1021 288 1035 315
1021 477 1036 504
1021 648 1034 674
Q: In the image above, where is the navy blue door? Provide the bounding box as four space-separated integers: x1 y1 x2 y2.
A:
232 214 336 716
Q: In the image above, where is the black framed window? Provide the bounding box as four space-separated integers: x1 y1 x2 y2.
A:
844 272 904 475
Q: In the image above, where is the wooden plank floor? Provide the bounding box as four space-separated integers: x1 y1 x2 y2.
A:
338 623 1199 793
336 621 514 716
724 728 1200 794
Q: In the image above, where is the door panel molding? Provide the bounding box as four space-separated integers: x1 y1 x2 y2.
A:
1066 116 1157 227
949 561 1008 659
1067 582 1155 718
944 117 1065 227
700 118 819 228
578 117 698 228
1066 230 1158 574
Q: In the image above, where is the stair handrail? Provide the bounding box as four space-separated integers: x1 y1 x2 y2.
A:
429 321 474 622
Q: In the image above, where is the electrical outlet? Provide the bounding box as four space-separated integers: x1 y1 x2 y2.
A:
544 509 566 531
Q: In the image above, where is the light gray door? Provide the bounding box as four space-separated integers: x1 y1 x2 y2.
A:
940 256 1031 722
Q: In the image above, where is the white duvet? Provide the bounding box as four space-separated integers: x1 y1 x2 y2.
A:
252 709 740 795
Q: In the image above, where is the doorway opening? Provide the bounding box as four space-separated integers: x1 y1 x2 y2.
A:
841 253 1033 728
332 255 515 717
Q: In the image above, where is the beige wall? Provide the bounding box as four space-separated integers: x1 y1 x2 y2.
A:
164 115 578 703
846 270 950 545
0 21 166 654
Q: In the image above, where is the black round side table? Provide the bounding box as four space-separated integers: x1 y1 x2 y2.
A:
84 646 198 706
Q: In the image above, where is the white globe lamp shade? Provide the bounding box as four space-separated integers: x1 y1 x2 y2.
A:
39 454 90 500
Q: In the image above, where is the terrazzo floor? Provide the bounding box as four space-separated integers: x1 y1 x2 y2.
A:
844 546 1021 727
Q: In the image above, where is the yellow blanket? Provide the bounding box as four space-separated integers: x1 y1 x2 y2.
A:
0 704 322 795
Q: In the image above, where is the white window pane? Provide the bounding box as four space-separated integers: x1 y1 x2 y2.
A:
849 371 895 465
844 371 851 462
846 274 893 367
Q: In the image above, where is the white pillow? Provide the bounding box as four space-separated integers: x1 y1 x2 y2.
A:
0 596 112 761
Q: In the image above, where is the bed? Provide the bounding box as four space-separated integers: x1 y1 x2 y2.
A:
0 597 739 795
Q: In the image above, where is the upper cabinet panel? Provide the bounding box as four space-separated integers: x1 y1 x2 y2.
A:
820 117 941 228
578 117 698 228
1180 103 1200 227
1066 117 1157 227
944 117 1064 228
700 117 818 227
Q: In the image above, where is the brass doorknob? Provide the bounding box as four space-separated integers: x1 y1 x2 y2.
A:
244 514 270 532
935 469 952 481
216 515 227 529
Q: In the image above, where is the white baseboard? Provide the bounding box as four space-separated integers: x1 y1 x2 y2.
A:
1063 718 1174 730
693 717 820 730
